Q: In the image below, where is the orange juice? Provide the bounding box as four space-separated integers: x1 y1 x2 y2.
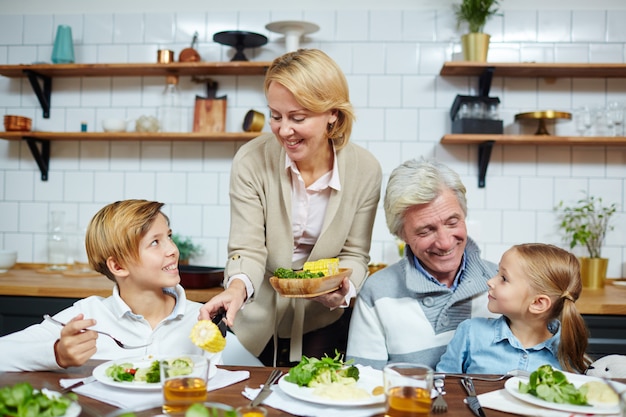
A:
162 377 208 414
385 386 431 417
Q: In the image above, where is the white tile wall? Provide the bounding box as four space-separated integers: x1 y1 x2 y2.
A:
1 6 625 279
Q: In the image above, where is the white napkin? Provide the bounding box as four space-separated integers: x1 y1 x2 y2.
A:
60 368 250 410
478 389 621 417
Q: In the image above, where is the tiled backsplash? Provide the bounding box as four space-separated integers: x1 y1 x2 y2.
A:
1 6 625 277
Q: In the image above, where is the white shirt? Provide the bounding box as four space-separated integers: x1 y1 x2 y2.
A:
0 284 222 372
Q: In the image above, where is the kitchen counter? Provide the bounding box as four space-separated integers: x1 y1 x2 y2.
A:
0 263 222 302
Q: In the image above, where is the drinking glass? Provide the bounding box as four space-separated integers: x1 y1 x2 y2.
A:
161 355 209 416
383 363 433 417
574 106 594 136
607 102 624 136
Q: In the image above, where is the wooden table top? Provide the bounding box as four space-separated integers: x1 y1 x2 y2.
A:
0 362 533 417
2 264 625 315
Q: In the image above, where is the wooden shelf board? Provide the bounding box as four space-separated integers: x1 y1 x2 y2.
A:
441 134 626 146
440 62 626 78
0 131 260 142
0 61 271 78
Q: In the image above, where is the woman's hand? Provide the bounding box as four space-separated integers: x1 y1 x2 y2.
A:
311 276 351 309
198 280 247 327
54 314 97 368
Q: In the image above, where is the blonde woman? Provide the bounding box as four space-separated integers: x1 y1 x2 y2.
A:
199 49 382 366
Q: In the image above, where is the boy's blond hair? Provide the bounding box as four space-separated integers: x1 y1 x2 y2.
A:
85 200 167 282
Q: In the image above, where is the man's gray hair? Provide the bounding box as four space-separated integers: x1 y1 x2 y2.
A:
384 158 467 238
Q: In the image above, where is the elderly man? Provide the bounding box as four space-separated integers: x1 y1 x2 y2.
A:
346 158 498 369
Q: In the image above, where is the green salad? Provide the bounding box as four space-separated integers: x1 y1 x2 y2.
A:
273 268 325 279
518 364 588 405
105 356 193 383
0 382 77 417
284 350 359 387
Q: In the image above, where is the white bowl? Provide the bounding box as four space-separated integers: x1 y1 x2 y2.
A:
0 250 17 273
102 118 128 132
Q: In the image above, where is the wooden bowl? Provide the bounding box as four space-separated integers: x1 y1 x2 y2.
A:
4 115 32 131
269 268 352 298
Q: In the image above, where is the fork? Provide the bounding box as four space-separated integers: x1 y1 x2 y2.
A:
434 369 530 382
250 368 283 406
431 378 448 413
43 314 151 349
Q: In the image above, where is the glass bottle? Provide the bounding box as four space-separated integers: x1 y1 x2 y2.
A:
48 210 68 270
159 75 183 132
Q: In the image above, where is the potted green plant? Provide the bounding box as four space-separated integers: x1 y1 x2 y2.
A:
172 233 203 265
554 193 617 288
453 0 500 62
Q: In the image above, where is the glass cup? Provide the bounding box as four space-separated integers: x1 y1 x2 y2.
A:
383 363 433 417
160 355 209 416
236 405 268 417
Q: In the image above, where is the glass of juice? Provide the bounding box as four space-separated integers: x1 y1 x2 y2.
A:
383 362 433 417
160 355 209 416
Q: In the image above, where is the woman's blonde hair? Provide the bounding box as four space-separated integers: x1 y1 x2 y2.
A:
264 48 355 150
85 200 167 282
512 243 591 373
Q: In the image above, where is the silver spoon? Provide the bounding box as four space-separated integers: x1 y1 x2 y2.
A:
43 314 151 349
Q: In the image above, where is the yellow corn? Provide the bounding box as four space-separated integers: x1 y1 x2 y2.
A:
303 258 339 275
190 320 226 353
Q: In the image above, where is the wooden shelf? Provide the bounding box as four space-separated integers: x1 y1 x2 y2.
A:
0 61 271 78
440 62 626 78
441 134 626 146
1 131 259 181
441 134 626 188
0 131 260 142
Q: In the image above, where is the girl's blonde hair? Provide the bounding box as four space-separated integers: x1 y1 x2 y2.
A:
85 200 167 282
264 48 355 150
512 243 591 373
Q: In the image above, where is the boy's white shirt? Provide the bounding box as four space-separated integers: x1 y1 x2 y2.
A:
0 284 222 372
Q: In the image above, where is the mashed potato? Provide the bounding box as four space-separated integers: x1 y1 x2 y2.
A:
313 382 371 400
580 381 619 406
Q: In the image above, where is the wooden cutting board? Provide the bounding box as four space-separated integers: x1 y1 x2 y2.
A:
193 97 226 133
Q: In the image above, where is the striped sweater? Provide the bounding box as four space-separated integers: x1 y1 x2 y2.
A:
346 238 499 370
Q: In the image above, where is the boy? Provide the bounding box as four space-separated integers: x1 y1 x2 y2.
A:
0 199 221 371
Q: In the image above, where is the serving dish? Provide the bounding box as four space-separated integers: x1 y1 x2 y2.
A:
504 373 623 414
269 268 352 298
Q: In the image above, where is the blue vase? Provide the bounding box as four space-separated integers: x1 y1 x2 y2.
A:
51 25 75 64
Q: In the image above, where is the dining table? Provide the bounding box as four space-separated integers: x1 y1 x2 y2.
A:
5 361 619 417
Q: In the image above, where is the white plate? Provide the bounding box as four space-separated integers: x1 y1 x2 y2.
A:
277 367 385 407
93 355 217 390
40 389 81 417
611 280 626 287
505 373 623 414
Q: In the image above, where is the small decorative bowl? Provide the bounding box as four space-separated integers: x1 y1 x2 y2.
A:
269 268 352 298
4 115 32 132
0 250 17 273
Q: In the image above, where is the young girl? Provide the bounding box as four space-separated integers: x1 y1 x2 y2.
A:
436 243 591 374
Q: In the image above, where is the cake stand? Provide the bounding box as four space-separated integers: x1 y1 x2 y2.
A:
515 110 572 135
213 30 268 61
265 20 320 52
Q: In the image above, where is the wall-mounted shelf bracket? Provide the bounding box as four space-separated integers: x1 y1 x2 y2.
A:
477 140 494 188
23 70 51 118
23 136 50 181
478 67 494 97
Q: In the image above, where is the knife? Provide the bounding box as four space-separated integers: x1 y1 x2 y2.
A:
250 369 282 407
461 377 486 417
60 375 96 394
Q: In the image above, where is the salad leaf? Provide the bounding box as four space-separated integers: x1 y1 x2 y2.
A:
284 350 359 387
518 364 588 405
274 268 325 279
0 382 76 417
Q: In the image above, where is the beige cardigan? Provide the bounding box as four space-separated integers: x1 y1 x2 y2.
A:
225 134 382 361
